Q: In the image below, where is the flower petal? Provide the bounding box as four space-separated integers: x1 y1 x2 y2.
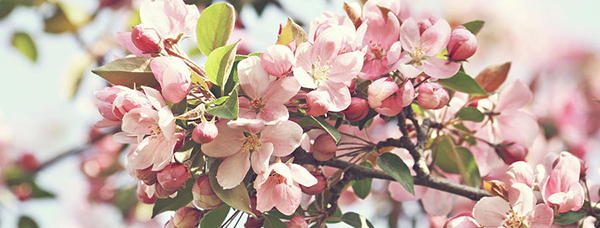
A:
260 121 303 157
217 151 251 189
497 80 533 111
238 56 274 99
472 196 510 227
289 164 318 187
201 121 245 158
251 142 274 174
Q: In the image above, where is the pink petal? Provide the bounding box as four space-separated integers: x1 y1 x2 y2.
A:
312 28 343 62
421 19 451 56
157 106 176 140
201 121 245 158
507 183 536 216
497 111 539 147
257 103 289 125
216 151 251 189
328 51 364 85
422 58 460 79
399 18 420 51
238 56 274 99
142 86 166 109
273 183 302 215
497 80 533 111
505 161 535 187
293 67 317 89
318 81 351 112
121 107 158 136
251 143 273 174
149 57 191 103
260 120 303 157
289 164 318 187
255 177 279 213
421 188 453 216
472 196 510 227
263 77 301 104
115 32 144 56
528 204 554 228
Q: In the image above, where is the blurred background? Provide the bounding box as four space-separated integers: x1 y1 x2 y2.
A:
1 0 599 227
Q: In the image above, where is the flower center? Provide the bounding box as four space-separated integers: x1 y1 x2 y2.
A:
367 42 386 60
250 98 265 113
408 48 427 66
269 172 287 184
503 209 526 228
310 62 331 86
242 133 262 153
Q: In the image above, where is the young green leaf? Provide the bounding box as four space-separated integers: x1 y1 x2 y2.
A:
438 71 487 96
341 212 374 228
554 210 586 225
205 42 239 94
43 3 91 34
91 57 159 88
152 180 194 217
200 204 230 227
18 216 39 228
11 31 38 62
208 161 254 215
456 107 484 122
351 162 373 199
263 214 287 228
206 88 239 119
463 20 485 35
196 2 236 55
376 153 414 194
298 116 341 143
433 135 481 187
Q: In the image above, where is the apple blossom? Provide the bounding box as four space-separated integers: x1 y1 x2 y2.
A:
95 86 150 127
254 162 317 215
542 151 585 213
131 25 161 53
300 171 327 195
416 82 449 109
166 207 202 228
494 80 539 147
260 45 295 77
447 26 478 61
150 56 192 104
367 77 414 116
156 163 191 193
192 175 222 209
310 133 337 161
201 120 303 189
342 97 369 121
192 121 218 144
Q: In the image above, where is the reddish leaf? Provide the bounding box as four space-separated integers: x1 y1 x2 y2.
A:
475 62 511 93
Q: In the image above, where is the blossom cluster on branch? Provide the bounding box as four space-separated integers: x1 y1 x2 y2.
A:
85 0 599 227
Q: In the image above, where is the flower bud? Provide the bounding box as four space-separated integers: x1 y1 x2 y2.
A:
368 78 414 116
244 217 264 228
311 134 337 161
192 122 218 144
342 97 369 121
150 56 192 104
171 207 202 228
173 132 185 152
136 166 158 185
260 45 294 77
300 172 327 195
416 82 449 109
157 163 191 193
154 182 174 198
287 216 308 228
192 175 222 209
447 26 477 61
495 141 528 165
95 86 127 121
136 184 157 204
306 91 329 117
18 152 39 172
131 25 161 53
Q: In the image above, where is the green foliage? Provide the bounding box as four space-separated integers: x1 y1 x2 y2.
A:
18 216 39 228
276 18 307 46
92 57 159 88
298 116 341 143
44 3 91 34
11 31 37 62
351 162 372 199
200 204 230 227
205 87 239 119
152 180 194 217
456 107 484 122
438 71 487 96
341 212 374 228
433 135 481 187
554 210 586 225
205 42 239 95
263 214 287 228
463 20 485 35
196 2 236 56
208 161 254 215
377 153 414 194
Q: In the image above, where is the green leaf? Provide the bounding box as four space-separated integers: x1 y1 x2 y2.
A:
91 57 159 88
376 153 414 194
11 31 37 62
263 214 287 228
205 42 239 94
463 20 485 35
341 212 374 228
196 2 235 55
298 116 341 143
208 161 254 215
456 107 484 122
554 210 586 225
351 162 372 199
200 204 230 227
438 71 487 96
18 216 38 228
433 135 481 187
44 3 91 34
30 182 55 199
206 88 239 119
152 180 194 217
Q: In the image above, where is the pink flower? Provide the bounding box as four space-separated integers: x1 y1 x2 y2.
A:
229 56 300 130
397 18 460 79
201 120 303 189
504 161 535 188
472 183 554 227
116 0 199 55
305 91 330 117
150 56 192 104
116 87 177 171
444 213 479 228
260 45 295 77
447 26 478 61
131 25 162 54
494 80 539 147
542 151 585 213
254 162 317 215
308 12 365 53
367 77 414 116
359 1 403 79
416 82 449 109
342 97 369 121
95 86 150 127
294 27 365 112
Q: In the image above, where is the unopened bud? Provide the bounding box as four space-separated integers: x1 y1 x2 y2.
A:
287 216 308 228
131 25 161 53
136 184 157 204
496 141 528 165
157 163 191 193
311 134 337 161
173 132 185 152
192 175 222 209
192 122 218 144
18 152 39 172
447 26 477 61
342 97 369 121
306 91 329 117
301 172 326 195
416 83 449 109
136 166 158 185
171 207 202 228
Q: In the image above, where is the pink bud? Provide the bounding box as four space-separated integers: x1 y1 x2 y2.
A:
173 132 185 152
300 172 327 195
171 207 202 228
260 45 294 77
287 216 308 228
111 88 150 119
192 122 218 144
342 97 369 121
154 182 173 198
18 152 39 172
150 56 192 104
95 86 127 121
136 166 158 185
311 134 337 161
136 184 157 204
496 141 528 165
416 82 449 109
157 163 191 193
131 25 161 53
306 91 329 117
192 175 222 209
368 78 414 116
447 26 477 61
